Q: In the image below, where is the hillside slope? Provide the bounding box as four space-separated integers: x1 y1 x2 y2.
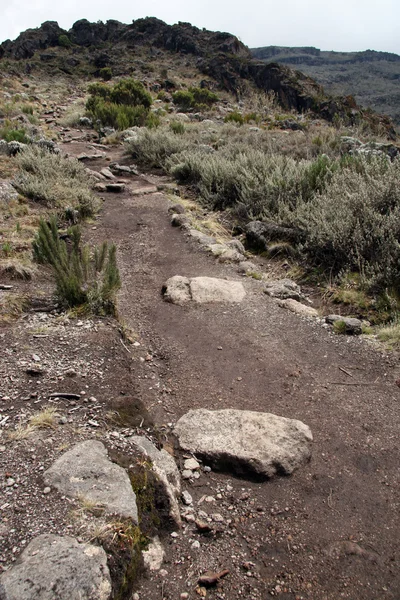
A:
0 19 395 137
251 46 400 126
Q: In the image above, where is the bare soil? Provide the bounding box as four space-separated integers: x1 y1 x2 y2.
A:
1 121 399 600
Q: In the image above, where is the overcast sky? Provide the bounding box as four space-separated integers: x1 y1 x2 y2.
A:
1 0 399 54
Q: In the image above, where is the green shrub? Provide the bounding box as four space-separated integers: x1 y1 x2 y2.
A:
145 112 161 129
87 97 149 130
172 90 194 111
0 122 28 143
172 87 219 112
33 218 120 313
190 87 219 106
224 111 244 125
14 146 97 216
99 67 112 81
86 78 152 130
170 120 185 134
58 34 72 48
21 104 34 115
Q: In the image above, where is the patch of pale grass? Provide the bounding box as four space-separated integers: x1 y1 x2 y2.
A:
29 406 57 429
7 424 35 441
58 109 84 128
0 257 37 280
0 292 27 324
200 218 230 241
377 320 400 348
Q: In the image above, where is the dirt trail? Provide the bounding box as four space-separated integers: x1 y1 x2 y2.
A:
64 137 400 600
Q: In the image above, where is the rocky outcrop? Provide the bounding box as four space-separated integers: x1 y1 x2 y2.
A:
1 18 248 61
162 276 246 305
0 21 66 59
0 534 111 600
44 440 138 522
174 409 313 478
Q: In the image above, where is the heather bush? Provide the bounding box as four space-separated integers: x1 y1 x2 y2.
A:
297 156 400 289
127 124 400 290
14 146 97 216
172 87 219 111
86 78 152 130
126 129 190 168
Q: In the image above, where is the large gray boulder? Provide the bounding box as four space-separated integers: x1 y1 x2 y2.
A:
162 276 246 305
174 409 312 478
44 440 138 522
129 436 181 525
0 534 111 600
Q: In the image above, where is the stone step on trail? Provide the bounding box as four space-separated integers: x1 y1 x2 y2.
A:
174 409 313 478
0 534 111 600
163 276 246 305
44 440 138 522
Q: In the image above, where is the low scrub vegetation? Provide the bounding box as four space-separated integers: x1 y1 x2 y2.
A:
33 218 121 314
127 123 400 294
86 78 153 130
172 87 219 111
13 146 97 217
0 121 28 143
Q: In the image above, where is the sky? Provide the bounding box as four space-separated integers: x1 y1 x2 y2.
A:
1 0 399 54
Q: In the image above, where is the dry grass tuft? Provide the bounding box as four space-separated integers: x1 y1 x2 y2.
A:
7 424 35 441
0 258 37 280
29 406 58 429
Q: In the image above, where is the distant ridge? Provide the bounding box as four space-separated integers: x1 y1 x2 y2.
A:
252 46 400 126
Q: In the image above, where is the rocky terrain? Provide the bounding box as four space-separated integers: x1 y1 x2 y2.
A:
251 46 400 127
0 18 399 600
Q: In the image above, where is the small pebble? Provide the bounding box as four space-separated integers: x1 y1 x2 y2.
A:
184 458 200 470
181 491 193 505
170 531 178 538
191 540 200 549
43 487 51 495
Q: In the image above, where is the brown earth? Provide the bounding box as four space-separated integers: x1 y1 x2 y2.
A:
1 119 399 600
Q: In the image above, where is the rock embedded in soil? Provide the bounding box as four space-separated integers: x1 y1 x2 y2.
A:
325 315 363 334
0 533 111 600
162 275 191 305
105 182 125 193
190 277 246 304
142 536 165 571
44 440 138 522
174 409 313 478
129 436 181 525
163 276 246 305
264 279 302 301
278 299 318 318
0 181 19 203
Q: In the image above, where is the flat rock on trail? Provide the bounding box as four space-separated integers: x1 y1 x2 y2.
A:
62 135 400 599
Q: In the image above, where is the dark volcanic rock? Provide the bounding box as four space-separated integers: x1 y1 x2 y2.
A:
1 21 66 59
